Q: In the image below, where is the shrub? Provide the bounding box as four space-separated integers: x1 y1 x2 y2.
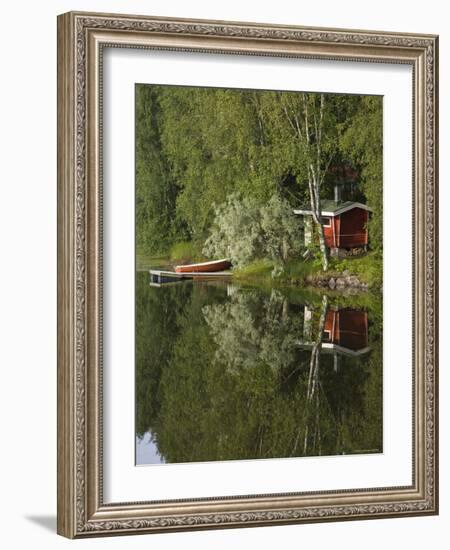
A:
202 193 262 268
203 192 303 268
259 194 303 264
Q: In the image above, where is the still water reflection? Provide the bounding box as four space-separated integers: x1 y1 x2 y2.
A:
135 272 382 466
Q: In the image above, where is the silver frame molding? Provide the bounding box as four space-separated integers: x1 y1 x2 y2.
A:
57 11 439 538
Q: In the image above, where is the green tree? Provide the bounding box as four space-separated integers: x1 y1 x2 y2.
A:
158 87 269 240
341 96 383 252
135 85 186 254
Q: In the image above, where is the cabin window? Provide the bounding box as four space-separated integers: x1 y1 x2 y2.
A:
322 216 331 227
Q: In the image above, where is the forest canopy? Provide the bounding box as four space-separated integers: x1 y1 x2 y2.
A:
136 85 383 259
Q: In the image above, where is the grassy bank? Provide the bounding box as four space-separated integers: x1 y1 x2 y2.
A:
234 252 382 290
168 241 206 263
137 241 206 271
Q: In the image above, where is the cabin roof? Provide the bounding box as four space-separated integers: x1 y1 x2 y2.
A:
293 200 372 217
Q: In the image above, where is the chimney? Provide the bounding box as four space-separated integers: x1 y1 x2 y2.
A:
334 183 341 203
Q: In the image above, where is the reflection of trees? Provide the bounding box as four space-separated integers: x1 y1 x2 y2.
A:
135 274 194 437
136 281 383 463
203 289 302 375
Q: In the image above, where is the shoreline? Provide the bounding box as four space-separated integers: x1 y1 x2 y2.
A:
137 252 382 294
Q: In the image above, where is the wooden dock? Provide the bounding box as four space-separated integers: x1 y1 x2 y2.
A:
149 269 232 286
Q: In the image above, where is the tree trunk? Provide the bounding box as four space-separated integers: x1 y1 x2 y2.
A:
308 172 329 272
315 220 329 271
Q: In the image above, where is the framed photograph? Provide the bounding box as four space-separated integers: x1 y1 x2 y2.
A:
57 11 439 538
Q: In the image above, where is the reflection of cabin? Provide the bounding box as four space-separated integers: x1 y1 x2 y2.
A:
293 199 372 256
299 306 370 371
322 308 369 355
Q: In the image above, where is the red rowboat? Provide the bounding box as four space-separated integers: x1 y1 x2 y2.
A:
174 258 232 274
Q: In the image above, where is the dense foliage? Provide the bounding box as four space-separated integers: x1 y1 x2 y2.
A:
340 96 383 251
136 85 383 258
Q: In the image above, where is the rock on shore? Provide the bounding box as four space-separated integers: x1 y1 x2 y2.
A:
305 272 369 291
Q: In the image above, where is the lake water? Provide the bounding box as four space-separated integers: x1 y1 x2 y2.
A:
135 270 382 466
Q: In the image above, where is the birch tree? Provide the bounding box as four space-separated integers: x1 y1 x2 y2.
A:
303 95 332 271
281 94 338 271
266 92 343 271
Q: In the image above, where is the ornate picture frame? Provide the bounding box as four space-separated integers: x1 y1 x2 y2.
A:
57 11 438 538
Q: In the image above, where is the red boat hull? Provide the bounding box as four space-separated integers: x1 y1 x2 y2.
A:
175 259 231 273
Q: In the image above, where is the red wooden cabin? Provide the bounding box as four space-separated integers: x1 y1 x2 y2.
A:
294 200 372 254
